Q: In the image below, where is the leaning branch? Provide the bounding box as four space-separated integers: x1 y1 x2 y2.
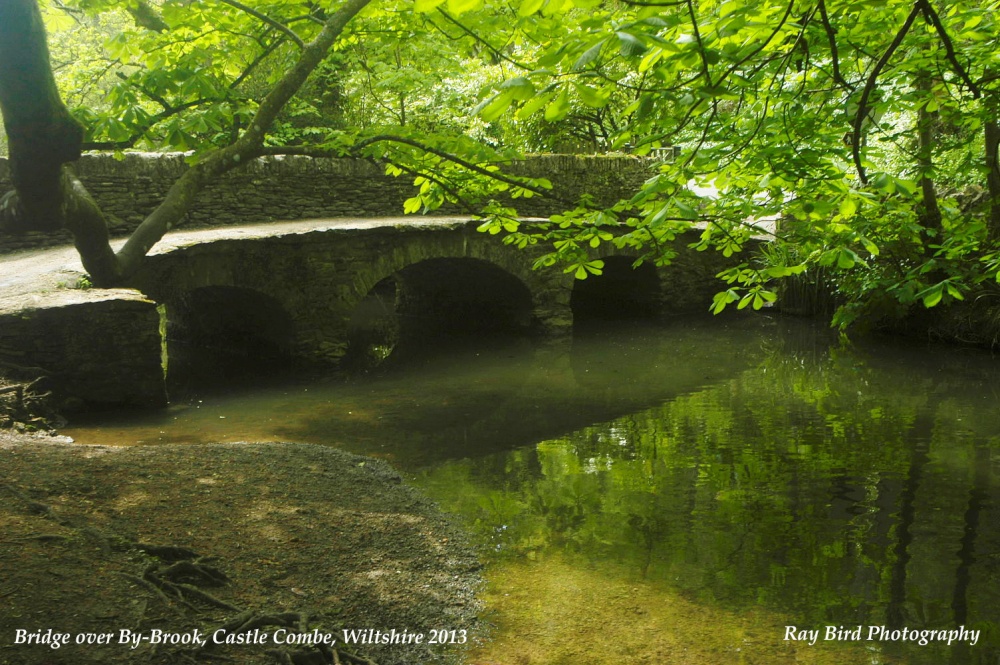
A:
851 2 920 184
817 0 851 90
218 0 305 49
113 0 373 279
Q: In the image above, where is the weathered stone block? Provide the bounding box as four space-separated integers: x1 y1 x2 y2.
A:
0 291 167 408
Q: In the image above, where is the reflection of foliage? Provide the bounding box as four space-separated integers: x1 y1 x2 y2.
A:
418 339 1000 660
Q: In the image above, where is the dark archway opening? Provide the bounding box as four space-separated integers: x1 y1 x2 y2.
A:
570 257 660 325
344 258 535 371
164 286 295 390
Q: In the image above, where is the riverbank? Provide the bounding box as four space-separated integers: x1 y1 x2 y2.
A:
0 433 482 665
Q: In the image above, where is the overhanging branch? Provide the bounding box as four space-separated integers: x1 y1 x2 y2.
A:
218 0 305 49
851 2 921 184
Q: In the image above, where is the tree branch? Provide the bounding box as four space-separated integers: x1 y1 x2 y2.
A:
851 2 921 184
349 135 562 200
113 0 374 280
81 99 211 151
917 0 981 98
218 0 305 49
230 38 287 90
433 9 533 72
685 0 712 86
716 0 796 89
0 0 84 231
817 0 851 90
126 0 169 33
381 159 480 214
258 137 575 206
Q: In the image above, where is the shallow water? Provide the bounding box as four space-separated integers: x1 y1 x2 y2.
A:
65 316 1000 664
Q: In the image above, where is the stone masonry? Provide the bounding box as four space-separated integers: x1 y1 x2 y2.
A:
0 153 654 253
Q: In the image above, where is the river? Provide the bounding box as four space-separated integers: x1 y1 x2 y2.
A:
64 314 1000 665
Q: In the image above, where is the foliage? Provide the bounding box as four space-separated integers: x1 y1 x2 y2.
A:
5 0 1000 327
464 0 1000 329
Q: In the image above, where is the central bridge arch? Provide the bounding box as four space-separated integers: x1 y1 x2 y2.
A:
345 257 536 369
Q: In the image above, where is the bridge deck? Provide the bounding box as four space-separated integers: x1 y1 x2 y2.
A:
0 217 478 307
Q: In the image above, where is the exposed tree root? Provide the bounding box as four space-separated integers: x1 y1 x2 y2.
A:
139 555 239 612
116 572 191 616
0 364 64 431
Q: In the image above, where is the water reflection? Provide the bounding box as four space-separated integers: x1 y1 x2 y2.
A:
64 317 1000 664
415 329 1000 665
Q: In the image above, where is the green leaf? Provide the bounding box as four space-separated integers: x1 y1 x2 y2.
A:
710 289 739 314
478 92 515 121
922 284 943 308
414 0 446 12
446 0 481 13
616 32 647 57
500 76 536 100
871 172 895 194
544 88 571 122
572 41 605 71
836 250 856 270
839 197 857 218
403 196 422 214
518 0 544 16
574 82 607 108
516 92 554 119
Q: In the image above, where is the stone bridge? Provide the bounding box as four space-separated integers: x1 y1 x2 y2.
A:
130 217 737 371
1 151 749 409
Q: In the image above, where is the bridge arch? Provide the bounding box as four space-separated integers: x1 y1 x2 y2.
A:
162 285 296 384
570 255 661 324
344 256 536 369
128 220 737 372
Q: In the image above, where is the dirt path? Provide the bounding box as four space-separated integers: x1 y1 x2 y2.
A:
0 433 482 665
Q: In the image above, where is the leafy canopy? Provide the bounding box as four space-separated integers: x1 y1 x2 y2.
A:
27 0 1000 326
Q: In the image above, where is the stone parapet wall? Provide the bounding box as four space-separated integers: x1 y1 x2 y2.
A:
0 153 654 254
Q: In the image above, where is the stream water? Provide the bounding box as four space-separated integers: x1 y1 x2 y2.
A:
64 315 1000 665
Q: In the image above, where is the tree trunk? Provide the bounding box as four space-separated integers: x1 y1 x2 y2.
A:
984 119 1000 243
0 0 84 232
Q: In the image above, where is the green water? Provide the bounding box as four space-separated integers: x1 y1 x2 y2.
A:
65 316 1000 665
